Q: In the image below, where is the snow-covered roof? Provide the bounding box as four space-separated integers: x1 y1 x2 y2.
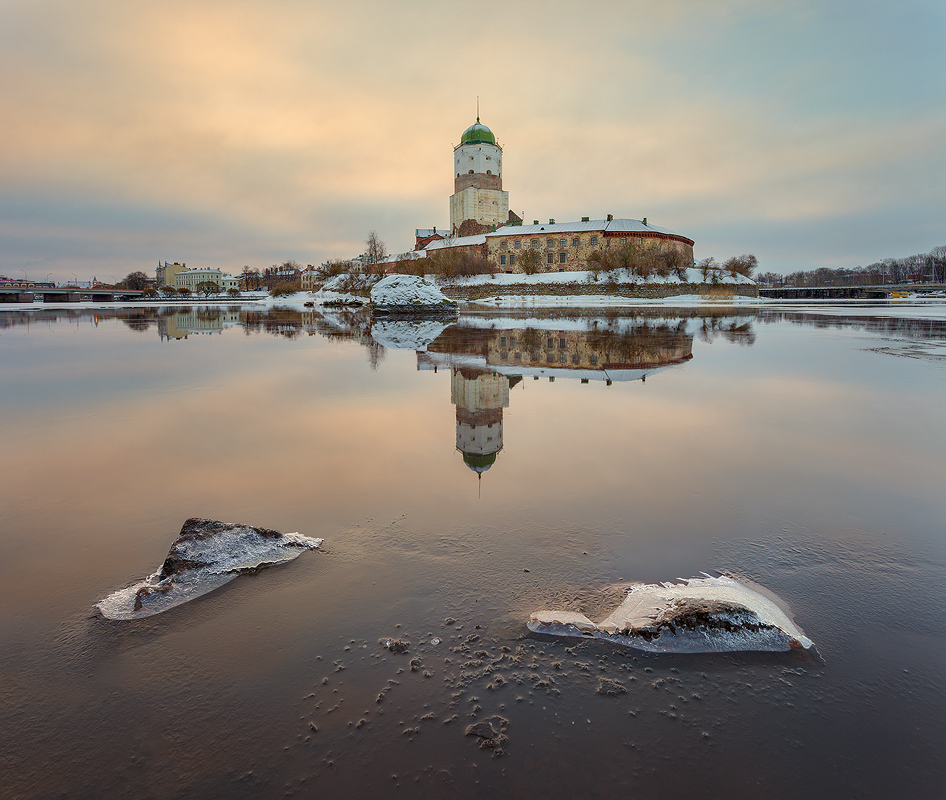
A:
416 350 679 383
487 218 685 239
383 250 427 263
424 234 488 251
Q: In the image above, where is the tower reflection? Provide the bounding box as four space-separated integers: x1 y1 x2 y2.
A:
418 320 695 477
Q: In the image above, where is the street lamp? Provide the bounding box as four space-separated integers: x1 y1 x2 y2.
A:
71 273 78 287
21 269 27 281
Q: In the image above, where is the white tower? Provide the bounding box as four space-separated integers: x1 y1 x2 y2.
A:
449 118 510 236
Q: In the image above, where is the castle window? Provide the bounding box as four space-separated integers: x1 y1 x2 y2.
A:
590 237 597 245
547 239 554 248
501 241 507 249
510 337 516 346
510 254 516 266
637 237 643 245
486 170 491 175
559 252 566 263
572 354 580 364
548 353 555 363
547 253 554 264
469 170 474 174
531 240 539 248
531 353 537 361
547 338 554 348
515 352 521 360
573 237 580 247
590 355 597 365
621 237 627 244
500 352 507 359
560 353 567 363
560 338 566 348
514 241 521 249
500 337 506 346
500 254 506 265
560 239 567 247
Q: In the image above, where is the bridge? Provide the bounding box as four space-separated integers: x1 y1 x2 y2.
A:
759 282 945 300
0 286 144 303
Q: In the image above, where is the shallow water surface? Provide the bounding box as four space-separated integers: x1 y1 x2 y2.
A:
2 303 945 798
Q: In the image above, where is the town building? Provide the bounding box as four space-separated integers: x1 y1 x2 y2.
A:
157 261 187 287
173 267 239 292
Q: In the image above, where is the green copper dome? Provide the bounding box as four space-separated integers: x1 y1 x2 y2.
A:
462 451 497 473
460 119 496 145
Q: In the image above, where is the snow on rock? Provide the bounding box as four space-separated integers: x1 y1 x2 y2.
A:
529 575 814 653
369 274 457 314
371 318 452 350
96 518 322 620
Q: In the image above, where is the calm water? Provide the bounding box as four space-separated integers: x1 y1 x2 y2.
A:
2 303 945 799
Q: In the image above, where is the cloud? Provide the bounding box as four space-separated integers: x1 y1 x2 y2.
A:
0 0 943 279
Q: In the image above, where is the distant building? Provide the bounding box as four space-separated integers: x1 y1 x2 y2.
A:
157 261 187 287
174 267 239 292
263 264 302 289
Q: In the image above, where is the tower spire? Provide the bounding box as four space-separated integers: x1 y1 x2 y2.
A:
476 96 479 123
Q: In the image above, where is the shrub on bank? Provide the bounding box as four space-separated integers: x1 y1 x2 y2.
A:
271 281 301 297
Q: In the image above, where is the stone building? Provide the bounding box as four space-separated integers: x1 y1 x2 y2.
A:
486 216 694 273
449 119 522 237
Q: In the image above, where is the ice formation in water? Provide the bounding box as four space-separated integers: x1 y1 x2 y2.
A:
96 518 322 620
529 575 814 653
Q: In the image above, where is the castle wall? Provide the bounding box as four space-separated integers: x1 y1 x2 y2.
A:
487 228 694 272
450 187 510 234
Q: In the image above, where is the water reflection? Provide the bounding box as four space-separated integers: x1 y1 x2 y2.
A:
414 320 696 476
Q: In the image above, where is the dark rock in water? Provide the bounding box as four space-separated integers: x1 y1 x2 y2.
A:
96 518 322 620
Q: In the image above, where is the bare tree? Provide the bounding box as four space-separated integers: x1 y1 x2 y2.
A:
365 231 388 275
518 248 543 275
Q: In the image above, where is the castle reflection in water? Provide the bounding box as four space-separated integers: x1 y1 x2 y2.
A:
418 321 695 476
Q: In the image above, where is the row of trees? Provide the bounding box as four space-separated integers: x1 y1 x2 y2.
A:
757 246 946 287
587 244 695 281
142 284 240 299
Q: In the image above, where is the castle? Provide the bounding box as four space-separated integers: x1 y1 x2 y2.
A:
405 117 695 273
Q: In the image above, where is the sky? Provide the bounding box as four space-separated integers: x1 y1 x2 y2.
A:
1 0 944 283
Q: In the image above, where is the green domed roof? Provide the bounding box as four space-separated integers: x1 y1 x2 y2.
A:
460 119 496 145
462 451 497 473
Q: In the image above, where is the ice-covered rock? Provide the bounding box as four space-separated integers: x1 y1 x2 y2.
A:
369 274 458 316
529 575 813 653
96 518 322 620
